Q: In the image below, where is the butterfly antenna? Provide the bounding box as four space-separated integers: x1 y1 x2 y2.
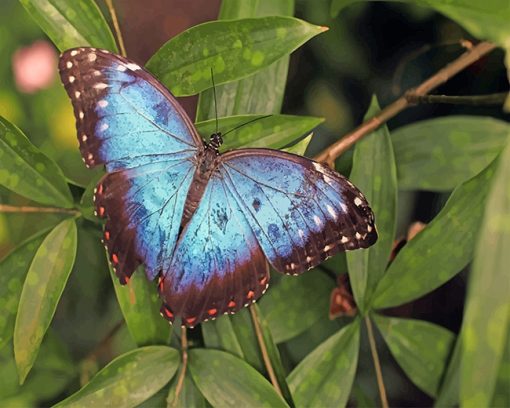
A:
210 67 219 134
222 115 272 138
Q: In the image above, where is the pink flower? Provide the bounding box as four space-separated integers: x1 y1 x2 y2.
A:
12 40 57 93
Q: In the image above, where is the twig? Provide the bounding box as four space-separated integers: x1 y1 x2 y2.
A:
249 305 283 398
314 41 497 166
406 92 507 106
0 204 79 215
105 0 127 57
365 316 389 408
171 326 188 407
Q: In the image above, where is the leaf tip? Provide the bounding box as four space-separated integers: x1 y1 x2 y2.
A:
319 25 330 33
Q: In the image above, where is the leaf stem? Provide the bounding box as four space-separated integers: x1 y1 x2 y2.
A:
314 41 497 166
406 92 507 106
249 305 283 398
105 0 127 57
171 325 188 407
365 316 389 408
0 204 79 215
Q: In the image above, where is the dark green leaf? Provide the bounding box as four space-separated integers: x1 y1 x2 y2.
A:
460 141 510 407
0 230 49 351
189 348 289 408
347 96 397 312
56 346 179 407
372 159 498 309
196 0 295 119
392 116 509 191
146 16 326 96
14 219 77 383
166 370 206 408
373 314 455 397
288 320 360 408
0 116 73 208
109 261 170 346
258 272 335 343
435 334 462 407
201 316 244 359
195 114 322 152
18 0 117 51
230 309 265 373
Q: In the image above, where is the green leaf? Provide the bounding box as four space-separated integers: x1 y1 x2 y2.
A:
109 261 170 346
347 96 397 312
166 370 206 408
490 329 510 408
196 0 295 119
146 16 326 96
201 316 244 359
283 134 313 156
189 348 289 408
372 159 498 309
195 114 322 151
230 309 266 373
0 230 50 351
258 272 335 343
435 334 462 407
330 0 510 48
460 141 510 408
373 314 455 397
56 346 179 407
288 320 360 408
392 116 509 191
18 0 118 52
0 116 73 208
14 219 77 384
79 171 104 222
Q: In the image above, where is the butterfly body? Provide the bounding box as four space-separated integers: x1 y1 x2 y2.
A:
59 47 377 327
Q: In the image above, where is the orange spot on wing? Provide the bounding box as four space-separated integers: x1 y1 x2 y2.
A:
185 317 196 325
112 253 119 264
97 183 103 194
98 206 105 216
228 300 236 308
259 276 268 286
247 290 255 299
104 230 110 240
207 308 217 316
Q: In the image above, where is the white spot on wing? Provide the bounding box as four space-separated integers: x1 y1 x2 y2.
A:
313 215 322 226
79 111 84 119
98 100 108 108
126 62 141 71
81 134 87 142
341 236 349 243
88 53 97 62
354 197 363 207
312 162 323 172
117 65 127 72
74 91 81 98
66 61 73 69
87 153 93 160
100 123 109 131
306 256 312 263
327 205 337 220
367 225 372 232
355 232 362 239
94 83 108 89
70 50 78 57
298 229 305 238
324 245 331 252
69 76 75 83
340 203 348 212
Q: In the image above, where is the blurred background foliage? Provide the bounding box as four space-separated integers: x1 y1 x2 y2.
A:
0 0 508 406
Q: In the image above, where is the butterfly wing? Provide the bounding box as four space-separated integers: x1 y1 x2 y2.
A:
58 47 202 282
58 47 201 171
159 171 269 327
219 149 378 275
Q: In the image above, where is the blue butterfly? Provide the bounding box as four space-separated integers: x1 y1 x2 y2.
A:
59 47 377 327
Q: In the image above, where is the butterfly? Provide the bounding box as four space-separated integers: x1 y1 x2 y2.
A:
58 47 378 328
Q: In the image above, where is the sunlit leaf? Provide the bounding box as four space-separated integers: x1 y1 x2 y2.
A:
288 320 360 408
189 348 289 408
372 159 498 309
460 141 510 407
373 314 455 397
56 346 179 407
14 219 77 383
0 116 73 208
147 16 326 96
347 96 397 312
392 116 509 191
18 0 117 51
283 134 313 156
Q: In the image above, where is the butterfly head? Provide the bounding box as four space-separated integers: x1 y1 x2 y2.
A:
208 132 223 151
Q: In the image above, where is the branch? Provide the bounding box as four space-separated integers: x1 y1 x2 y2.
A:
314 41 498 166
105 0 127 57
365 316 389 408
171 326 189 407
0 204 79 215
406 92 507 106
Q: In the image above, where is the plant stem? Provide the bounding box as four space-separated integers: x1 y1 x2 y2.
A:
406 92 507 106
249 305 283 398
105 0 127 57
0 204 79 215
171 326 188 407
314 41 497 166
365 316 389 408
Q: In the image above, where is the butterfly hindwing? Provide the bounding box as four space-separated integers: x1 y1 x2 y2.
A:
220 149 377 275
159 172 269 327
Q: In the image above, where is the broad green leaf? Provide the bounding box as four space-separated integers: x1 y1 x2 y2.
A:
14 219 77 383
259 272 335 343
230 309 265 373
283 134 313 156
0 230 49 351
146 16 326 96
18 0 117 51
56 346 179 407
189 348 289 408
435 334 462 407
460 141 510 408
392 116 509 191
196 0 295 120
201 316 244 359
372 159 497 309
195 114 322 151
0 116 73 208
330 0 510 47
490 329 510 407
166 370 206 408
288 320 360 408
347 96 397 312
109 261 170 346
373 315 455 397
